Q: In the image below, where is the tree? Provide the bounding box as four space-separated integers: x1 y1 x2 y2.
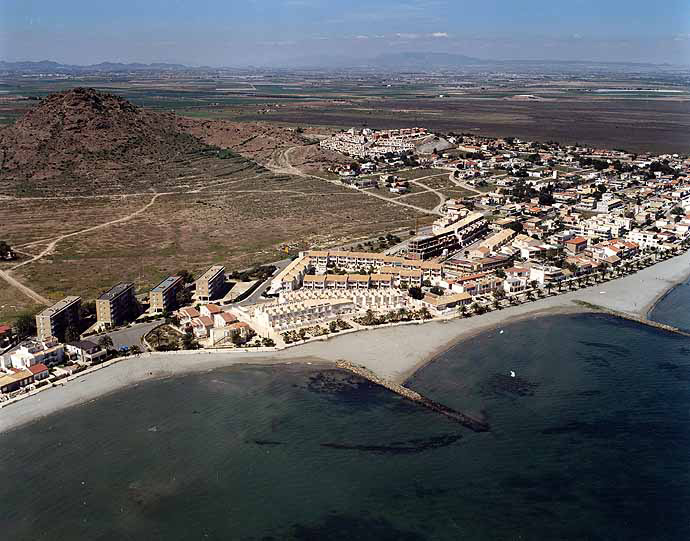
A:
177 270 195 284
262 337 276 347
408 287 424 300
418 307 432 320
182 332 199 350
0 240 16 260
430 286 445 296
14 313 36 339
64 325 80 344
176 287 193 308
130 345 142 356
79 300 97 321
98 335 114 351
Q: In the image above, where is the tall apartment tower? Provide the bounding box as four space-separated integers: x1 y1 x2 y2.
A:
35 296 82 341
96 282 137 328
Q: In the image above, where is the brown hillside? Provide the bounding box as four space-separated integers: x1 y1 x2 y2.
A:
0 88 262 196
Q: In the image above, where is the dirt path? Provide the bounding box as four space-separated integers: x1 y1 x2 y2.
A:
15 193 167 266
410 173 448 213
268 145 441 216
1 193 168 307
449 171 483 196
0 269 51 306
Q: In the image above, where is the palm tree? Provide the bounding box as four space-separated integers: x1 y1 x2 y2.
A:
98 335 114 351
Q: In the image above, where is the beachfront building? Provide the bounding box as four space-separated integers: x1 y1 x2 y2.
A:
416 292 472 316
96 282 137 329
0 368 39 395
407 213 489 260
243 289 410 337
529 265 564 286
35 296 81 342
195 265 226 302
150 276 183 314
208 322 252 347
65 340 107 364
252 297 356 335
7 339 65 370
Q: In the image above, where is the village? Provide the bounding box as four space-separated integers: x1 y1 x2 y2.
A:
1 127 689 401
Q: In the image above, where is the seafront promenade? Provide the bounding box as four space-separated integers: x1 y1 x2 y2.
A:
1 249 689 433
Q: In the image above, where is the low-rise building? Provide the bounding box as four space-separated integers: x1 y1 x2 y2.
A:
0 369 35 394
7 339 65 370
417 292 472 315
65 340 107 364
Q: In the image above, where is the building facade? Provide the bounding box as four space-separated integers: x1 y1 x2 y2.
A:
150 276 183 314
196 265 226 302
96 282 136 328
35 296 81 341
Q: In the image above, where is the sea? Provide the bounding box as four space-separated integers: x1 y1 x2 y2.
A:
1 280 690 540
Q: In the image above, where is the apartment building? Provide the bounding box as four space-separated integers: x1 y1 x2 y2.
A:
269 251 442 293
196 265 226 302
150 276 183 314
35 296 81 341
407 213 488 260
96 282 136 329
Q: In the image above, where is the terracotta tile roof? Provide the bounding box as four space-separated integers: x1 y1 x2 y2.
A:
28 363 49 375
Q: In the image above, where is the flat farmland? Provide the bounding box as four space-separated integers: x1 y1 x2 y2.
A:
241 97 690 154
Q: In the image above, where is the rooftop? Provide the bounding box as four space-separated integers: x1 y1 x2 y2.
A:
197 265 225 282
37 296 81 318
98 282 134 301
151 276 181 293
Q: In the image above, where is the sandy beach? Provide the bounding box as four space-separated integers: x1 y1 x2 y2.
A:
1 249 688 433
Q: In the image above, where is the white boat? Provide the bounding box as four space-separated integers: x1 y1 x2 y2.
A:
510 371 516 378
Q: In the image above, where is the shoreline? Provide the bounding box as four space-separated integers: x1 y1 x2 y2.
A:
1 249 688 434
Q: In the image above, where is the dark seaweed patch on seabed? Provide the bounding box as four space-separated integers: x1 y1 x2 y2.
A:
657 361 690 381
285 514 427 541
320 433 462 455
480 373 540 398
578 341 631 357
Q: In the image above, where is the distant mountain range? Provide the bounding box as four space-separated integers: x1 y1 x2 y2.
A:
0 60 197 74
0 55 682 75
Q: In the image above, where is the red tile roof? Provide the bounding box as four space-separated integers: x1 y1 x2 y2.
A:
28 363 49 375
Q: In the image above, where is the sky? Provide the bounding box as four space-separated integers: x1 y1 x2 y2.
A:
1 0 689 66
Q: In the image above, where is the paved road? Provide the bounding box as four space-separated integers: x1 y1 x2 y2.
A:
235 259 292 306
97 321 161 350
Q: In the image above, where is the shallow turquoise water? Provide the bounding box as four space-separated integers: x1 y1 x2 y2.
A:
1 313 690 540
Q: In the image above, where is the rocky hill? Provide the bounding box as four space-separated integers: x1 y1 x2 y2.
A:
0 88 260 196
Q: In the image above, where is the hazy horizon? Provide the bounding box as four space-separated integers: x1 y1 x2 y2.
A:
1 0 689 67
